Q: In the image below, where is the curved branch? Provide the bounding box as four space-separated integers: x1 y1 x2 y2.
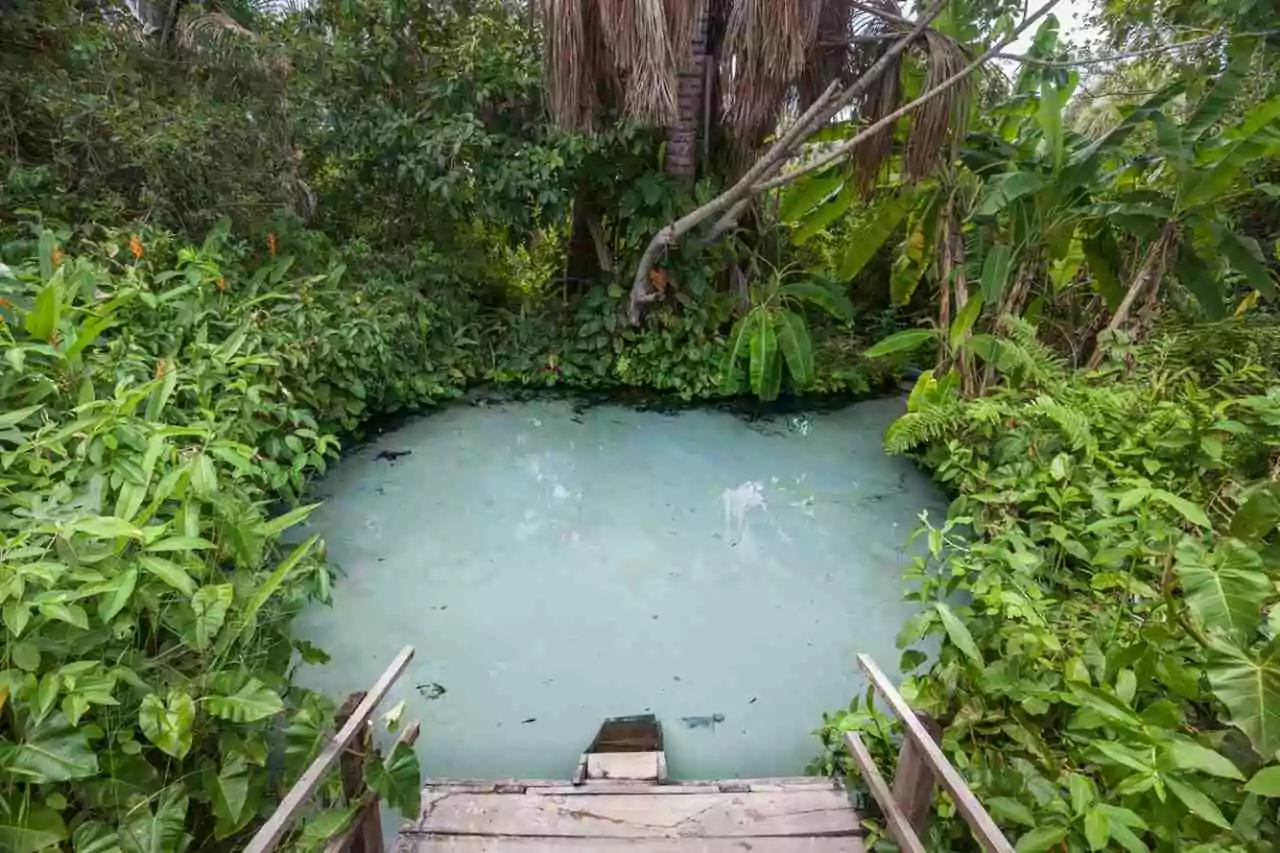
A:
753 0 1063 194
627 0 951 323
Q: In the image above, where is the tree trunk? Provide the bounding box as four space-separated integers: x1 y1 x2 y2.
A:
664 5 711 182
1086 223 1177 369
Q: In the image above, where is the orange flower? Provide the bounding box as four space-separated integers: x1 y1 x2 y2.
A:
129 234 144 259
0 297 12 309
216 276 227 292
51 244 65 268
267 232 278 258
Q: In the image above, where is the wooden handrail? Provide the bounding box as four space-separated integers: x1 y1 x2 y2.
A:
854 653 1015 853
244 645 416 853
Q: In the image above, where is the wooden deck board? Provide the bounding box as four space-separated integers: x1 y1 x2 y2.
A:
397 777 863 851
395 838 865 852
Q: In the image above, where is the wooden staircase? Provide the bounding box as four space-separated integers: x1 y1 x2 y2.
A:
244 650 1014 853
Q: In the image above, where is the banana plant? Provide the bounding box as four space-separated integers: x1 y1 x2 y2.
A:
720 263 853 402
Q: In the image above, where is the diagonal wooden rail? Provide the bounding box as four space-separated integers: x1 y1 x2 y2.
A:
245 645 416 853
847 653 1015 853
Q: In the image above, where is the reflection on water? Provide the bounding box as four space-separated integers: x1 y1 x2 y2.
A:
293 396 945 792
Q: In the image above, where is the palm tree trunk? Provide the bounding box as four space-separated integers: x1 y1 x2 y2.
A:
664 4 711 181
1086 223 1178 369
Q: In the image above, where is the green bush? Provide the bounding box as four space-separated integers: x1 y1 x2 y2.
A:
818 320 1280 851
0 230 425 852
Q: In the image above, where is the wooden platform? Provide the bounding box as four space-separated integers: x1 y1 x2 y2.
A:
393 778 865 852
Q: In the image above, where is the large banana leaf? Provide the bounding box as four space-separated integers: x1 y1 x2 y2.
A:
1175 243 1226 320
792 184 856 244
749 315 780 401
1214 224 1278 299
774 309 815 387
836 192 911 280
779 168 844 223
1182 38 1256 143
1058 82 1186 194
1183 97 1280 209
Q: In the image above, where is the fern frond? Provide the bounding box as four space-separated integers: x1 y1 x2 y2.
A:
884 401 964 454
1026 395 1094 454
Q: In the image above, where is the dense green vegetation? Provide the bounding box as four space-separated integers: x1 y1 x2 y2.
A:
3 0 1280 849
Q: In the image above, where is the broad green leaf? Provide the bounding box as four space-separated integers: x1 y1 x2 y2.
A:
138 691 195 759
1162 739 1244 780
1083 227 1124 310
118 792 188 853
1216 226 1278 299
71 821 120 853
1183 98 1280 209
1164 775 1231 829
364 741 421 817
1083 808 1109 852
1176 540 1269 641
1244 766 1280 796
1206 637 1280 757
138 556 196 597
986 797 1035 826
863 329 935 359
69 516 142 540
778 168 844 222
1151 489 1211 528
1175 243 1225 320
977 171 1045 216
1015 824 1068 853
774 310 814 387
1068 773 1095 816
1037 80 1067 170
98 568 138 623
934 602 981 665
980 245 1013 303
238 535 319 642
1107 823 1150 853
1183 42 1250 142
749 315 779 401
0 714 98 782
191 585 234 652
948 293 984 343
144 536 216 552
256 503 321 538
1070 683 1144 731
205 679 284 723
296 806 358 850
0 405 43 429
1059 82 1185 192
0 804 67 853
792 185 856 244
837 193 910 279
1095 804 1148 830
144 365 179 423
24 281 60 341
778 282 854 320
211 754 251 836
718 314 754 395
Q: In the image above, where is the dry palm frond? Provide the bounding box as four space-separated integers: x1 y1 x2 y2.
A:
663 0 707 71
904 28 973 180
798 0 857 108
844 0 903 188
178 10 257 50
722 0 821 147
542 0 590 128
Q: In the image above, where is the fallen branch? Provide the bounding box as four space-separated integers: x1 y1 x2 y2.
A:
997 28 1280 68
627 0 950 323
753 0 1062 193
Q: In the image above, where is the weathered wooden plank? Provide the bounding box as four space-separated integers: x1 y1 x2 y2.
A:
395 837 865 852
892 713 942 838
857 654 1014 853
336 692 379 853
245 646 415 853
587 751 661 781
411 789 859 838
844 732 926 853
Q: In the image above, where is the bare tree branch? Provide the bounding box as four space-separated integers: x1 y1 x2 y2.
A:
997 28 1280 68
627 0 951 322
754 0 1062 194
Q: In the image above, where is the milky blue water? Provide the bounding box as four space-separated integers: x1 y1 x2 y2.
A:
292 396 944 795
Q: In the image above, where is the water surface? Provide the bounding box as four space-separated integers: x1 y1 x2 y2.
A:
294 397 944 788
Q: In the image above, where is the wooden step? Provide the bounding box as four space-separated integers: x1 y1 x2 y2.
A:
395 777 864 852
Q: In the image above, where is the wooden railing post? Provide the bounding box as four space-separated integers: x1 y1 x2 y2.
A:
891 712 942 838
336 690 383 853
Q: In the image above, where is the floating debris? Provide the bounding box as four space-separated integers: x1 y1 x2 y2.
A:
374 450 411 462
680 713 726 730
416 682 447 700
521 717 537 725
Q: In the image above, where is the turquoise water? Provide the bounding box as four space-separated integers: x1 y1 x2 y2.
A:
293 396 944 794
